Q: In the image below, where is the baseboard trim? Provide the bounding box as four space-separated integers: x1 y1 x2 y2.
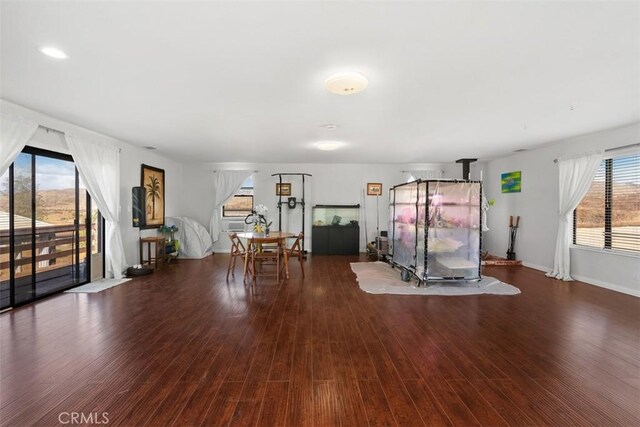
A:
571 274 640 298
522 261 551 273
492 256 639 298
522 261 639 298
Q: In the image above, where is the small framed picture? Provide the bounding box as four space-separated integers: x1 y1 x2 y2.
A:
367 182 383 196
276 183 292 196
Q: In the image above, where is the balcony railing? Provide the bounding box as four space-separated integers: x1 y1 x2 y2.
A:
0 224 88 282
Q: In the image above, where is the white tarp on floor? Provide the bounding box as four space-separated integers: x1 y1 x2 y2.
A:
351 261 520 296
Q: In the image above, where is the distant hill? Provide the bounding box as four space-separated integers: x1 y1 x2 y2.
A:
0 188 84 224
576 182 640 227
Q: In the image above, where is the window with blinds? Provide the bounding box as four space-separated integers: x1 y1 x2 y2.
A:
222 187 254 217
574 153 639 253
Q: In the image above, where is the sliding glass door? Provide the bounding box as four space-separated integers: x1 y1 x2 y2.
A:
0 147 94 309
1 164 16 308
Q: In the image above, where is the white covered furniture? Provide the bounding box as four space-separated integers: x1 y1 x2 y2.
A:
166 216 214 259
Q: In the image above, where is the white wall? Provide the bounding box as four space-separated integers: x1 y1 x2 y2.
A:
0 99 455 264
7 99 636 296
186 162 450 253
181 163 217 228
1 100 184 268
481 122 640 296
119 153 183 264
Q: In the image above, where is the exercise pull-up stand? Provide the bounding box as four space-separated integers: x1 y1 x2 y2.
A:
272 173 312 253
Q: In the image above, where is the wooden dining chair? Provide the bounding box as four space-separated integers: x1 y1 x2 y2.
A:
227 233 248 281
286 233 305 278
249 237 284 282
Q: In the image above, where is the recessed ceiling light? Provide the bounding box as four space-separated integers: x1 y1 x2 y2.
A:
513 148 528 153
325 72 368 95
315 141 344 151
38 46 68 59
320 124 339 130
144 146 157 150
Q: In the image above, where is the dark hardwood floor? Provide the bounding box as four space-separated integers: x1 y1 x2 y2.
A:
1 254 639 426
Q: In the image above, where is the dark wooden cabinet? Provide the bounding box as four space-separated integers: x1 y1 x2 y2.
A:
312 204 360 255
312 225 359 255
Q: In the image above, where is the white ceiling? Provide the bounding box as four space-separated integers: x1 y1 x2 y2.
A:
1 1 638 163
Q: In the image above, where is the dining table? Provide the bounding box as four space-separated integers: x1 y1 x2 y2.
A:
236 231 295 280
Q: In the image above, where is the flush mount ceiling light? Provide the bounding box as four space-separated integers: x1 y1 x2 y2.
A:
315 141 345 151
38 46 68 59
325 72 368 95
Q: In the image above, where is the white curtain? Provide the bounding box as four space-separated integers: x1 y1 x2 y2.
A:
546 151 603 281
0 114 39 177
66 135 128 279
209 170 253 243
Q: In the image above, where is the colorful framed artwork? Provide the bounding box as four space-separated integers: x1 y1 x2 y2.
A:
367 182 383 196
276 183 291 196
501 171 522 193
141 164 165 228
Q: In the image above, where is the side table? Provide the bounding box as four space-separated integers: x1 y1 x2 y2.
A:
140 236 166 271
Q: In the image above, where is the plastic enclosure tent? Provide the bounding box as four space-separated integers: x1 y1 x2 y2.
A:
389 180 482 284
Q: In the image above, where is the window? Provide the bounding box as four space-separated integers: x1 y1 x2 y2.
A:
574 153 639 253
222 177 254 217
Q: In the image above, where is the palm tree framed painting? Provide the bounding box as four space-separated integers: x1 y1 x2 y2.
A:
141 164 165 228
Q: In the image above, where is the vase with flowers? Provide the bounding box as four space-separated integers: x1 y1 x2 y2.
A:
246 204 273 235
